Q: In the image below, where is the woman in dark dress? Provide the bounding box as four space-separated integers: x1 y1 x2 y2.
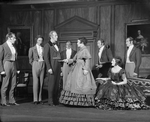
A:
95 56 149 110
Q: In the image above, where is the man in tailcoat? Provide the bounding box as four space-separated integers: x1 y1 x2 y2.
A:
28 35 45 104
60 41 76 89
92 39 113 79
44 31 61 106
125 37 141 78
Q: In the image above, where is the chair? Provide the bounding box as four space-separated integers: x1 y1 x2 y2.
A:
15 71 30 97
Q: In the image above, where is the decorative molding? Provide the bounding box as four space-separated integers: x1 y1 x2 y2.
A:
55 15 99 40
131 19 149 23
55 15 98 31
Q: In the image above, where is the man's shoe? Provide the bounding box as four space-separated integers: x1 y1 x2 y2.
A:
48 103 55 106
38 101 44 105
9 102 19 106
1 104 10 106
33 101 38 105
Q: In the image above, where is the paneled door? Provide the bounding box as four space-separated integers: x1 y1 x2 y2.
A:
55 16 98 69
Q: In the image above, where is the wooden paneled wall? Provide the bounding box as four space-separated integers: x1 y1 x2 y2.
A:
43 9 54 43
57 7 97 24
114 3 150 59
0 1 150 76
114 3 150 76
0 5 2 44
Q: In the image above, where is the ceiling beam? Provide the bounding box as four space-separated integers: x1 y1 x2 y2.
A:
0 0 78 5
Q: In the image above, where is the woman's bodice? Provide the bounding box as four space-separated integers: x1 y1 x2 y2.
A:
74 46 91 62
108 69 125 83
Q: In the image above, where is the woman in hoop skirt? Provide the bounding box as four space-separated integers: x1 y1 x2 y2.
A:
59 37 97 106
95 56 149 110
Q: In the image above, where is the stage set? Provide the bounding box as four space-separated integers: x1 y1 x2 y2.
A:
1 0 150 121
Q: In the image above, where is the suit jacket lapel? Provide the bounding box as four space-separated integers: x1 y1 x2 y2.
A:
129 46 136 58
70 49 74 59
4 42 19 59
64 50 67 59
101 46 106 59
52 45 58 52
42 47 44 56
48 41 58 52
125 48 127 60
33 46 38 56
4 42 12 54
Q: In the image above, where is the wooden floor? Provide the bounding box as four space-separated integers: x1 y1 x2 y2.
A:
0 96 150 122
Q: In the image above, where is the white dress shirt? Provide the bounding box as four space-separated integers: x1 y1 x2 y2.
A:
7 41 16 55
54 44 59 52
7 41 16 61
98 45 104 62
126 45 134 63
66 48 72 59
36 44 44 62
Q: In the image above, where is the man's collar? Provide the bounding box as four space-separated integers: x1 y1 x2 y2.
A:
6 40 13 46
129 45 134 48
48 41 53 46
36 44 41 47
99 45 105 50
66 48 71 50
50 40 57 45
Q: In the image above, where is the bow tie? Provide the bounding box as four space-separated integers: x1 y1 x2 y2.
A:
11 44 15 47
52 42 56 45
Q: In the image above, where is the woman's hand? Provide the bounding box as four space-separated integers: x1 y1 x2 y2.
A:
48 69 53 74
63 59 68 63
17 70 20 74
83 69 88 75
0 71 5 75
95 64 102 68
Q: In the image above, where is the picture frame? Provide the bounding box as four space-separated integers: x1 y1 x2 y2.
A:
126 22 150 55
9 26 33 56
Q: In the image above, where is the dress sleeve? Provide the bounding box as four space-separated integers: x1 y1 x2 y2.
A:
81 48 91 59
119 69 127 82
119 69 125 76
107 68 112 78
81 48 91 71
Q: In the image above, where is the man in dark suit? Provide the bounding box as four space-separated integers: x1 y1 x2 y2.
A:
92 39 113 79
28 35 45 104
0 32 19 106
125 37 141 78
44 30 61 106
60 41 76 89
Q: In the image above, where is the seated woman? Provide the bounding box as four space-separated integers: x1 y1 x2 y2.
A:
95 56 149 110
59 37 97 106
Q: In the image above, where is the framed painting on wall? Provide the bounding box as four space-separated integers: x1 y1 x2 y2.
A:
9 26 33 56
126 22 150 55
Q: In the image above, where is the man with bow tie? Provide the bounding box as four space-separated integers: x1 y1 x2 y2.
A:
125 37 141 78
0 32 19 106
44 30 61 106
28 35 45 104
92 39 113 79
60 41 76 89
